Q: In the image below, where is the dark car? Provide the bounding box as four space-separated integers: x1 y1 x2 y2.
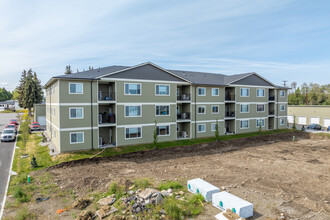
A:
306 124 322 130
327 126 330 131
30 122 41 131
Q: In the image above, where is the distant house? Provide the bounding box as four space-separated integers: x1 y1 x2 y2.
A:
288 105 330 128
0 100 19 111
43 62 289 153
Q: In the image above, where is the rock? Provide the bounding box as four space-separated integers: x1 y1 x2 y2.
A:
160 190 169 197
152 192 158 197
175 195 180 199
96 206 118 219
129 185 136 190
128 190 135 195
138 188 158 200
179 191 184 195
89 197 94 201
73 198 91 210
221 186 226 191
160 209 166 215
76 210 94 220
155 193 163 205
97 197 116 206
161 214 166 219
324 201 329 204
167 188 173 193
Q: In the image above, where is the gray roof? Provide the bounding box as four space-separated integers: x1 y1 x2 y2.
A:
45 62 286 88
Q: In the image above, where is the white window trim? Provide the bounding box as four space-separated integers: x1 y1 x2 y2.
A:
197 87 206 96
70 132 84 144
69 83 83 94
211 123 219 132
197 105 206 114
197 124 206 133
124 105 142 118
256 119 265 128
256 104 265 112
240 104 249 113
124 83 142 96
157 125 171 136
212 88 219 96
211 105 219 114
69 107 84 119
280 118 285 125
155 105 170 116
155 84 170 96
240 120 249 129
125 126 142 140
280 104 285 111
240 88 250 97
256 88 265 97
280 90 285 97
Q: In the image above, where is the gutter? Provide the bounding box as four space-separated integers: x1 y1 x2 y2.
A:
276 89 279 129
91 80 94 150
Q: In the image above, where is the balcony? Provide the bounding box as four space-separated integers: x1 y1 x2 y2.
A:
177 93 191 101
225 94 235 101
99 113 116 127
98 92 115 102
177 131 189 139
177 112 190 121
269 96 275 101
268 110 275 116
225 111 235 118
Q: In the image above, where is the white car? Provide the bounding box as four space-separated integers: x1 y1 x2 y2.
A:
1 128 16 142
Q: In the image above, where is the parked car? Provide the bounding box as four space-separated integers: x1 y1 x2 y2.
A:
10 119 19 125
5 124 17 133
327 126 330 131
306 124 322 130
30 122 41 131
1 128 16 142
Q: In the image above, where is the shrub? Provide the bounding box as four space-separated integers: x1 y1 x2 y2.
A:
163 197 184 220
16 207 35 220
158 181 183 190
107 182 124 199
134 178 151 189
13 187 30 203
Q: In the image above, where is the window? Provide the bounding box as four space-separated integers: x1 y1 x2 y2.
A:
211 105 219 114
212 88 219 96
157 125 170 136
256 119 265 127
280 118 285 125
257 89 265 97
198 106 206 114
70 132 84 144
156 85 170 95
257 104 265 112
197 124 206 132
125 83 141 95
70 108 83 119
280 104 285 111
240 88 249 97
156 105 170 116
198 87 206 96
125 106 141 117
211 123 218 131
240 104 249 113
280 90 285 97
69 83 83 94
125 127 142 139
240 120 249 129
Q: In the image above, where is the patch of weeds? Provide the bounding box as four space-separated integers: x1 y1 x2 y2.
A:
158 181 183 190
13 187 30 203
16 207 35 220
163 197 184 220
107 182 125 199
133 178 151 189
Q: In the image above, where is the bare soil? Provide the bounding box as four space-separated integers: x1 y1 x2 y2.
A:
5 131 330 219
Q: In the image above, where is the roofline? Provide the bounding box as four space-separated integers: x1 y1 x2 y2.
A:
227 72 277 87
43 77 98 89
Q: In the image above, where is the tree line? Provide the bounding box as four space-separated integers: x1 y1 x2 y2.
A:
288 82 330 105
0 87 12 101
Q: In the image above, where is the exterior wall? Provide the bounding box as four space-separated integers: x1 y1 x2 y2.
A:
288 105 330 128
33 104 46 121
191 121 225 138
59 80 98 104
60 129 98 152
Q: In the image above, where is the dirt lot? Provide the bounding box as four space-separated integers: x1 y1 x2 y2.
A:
5 131 330 219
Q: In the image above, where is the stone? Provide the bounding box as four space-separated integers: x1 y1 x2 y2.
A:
161 214 166 219
73 198 91 210
155 193 163 205
160 190 169 197
128 190 135 195
138 188 158 200
129 185 136 190
160 209 166 215
96 206 118 219
97 197 116 206
167 188 173 193
221 186 226 191
179 191 184 195
76 210 94 220
152 192 158 197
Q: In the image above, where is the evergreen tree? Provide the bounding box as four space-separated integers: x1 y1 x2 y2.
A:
65 65 72 75
0 88 12 101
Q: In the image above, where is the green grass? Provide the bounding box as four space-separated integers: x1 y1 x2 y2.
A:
158 181 183 190
316 133 330 138
133 178 152 189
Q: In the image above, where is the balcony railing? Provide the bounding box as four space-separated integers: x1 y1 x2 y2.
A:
177 93 191 101
177 112 190 120
99 113 116 124
177 131 189 139
269 110 275 115
98 92 115 101
225 94 235 101
268 96 275 101
225 111 235 118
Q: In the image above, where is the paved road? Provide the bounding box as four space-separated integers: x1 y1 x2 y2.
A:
0 113 17 218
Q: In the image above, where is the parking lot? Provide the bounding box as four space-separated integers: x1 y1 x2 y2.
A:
0 113 17 218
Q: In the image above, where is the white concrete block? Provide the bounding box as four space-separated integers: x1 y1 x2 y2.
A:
212 191 253 218
187 178 220 202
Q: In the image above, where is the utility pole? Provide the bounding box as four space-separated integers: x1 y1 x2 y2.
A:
282 80 287 87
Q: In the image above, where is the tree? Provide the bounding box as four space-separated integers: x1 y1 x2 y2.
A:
288 83 330 105
153 121 158 149
65 65 72 75
0 87 12 101
89 66 94 70
20 110 31 155
16 69 44 115
12 89 19 100
215 119 219 139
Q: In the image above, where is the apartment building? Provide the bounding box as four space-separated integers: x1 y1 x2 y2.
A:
43 62 289 153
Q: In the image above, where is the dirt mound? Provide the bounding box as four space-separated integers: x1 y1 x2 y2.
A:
48 131 309 170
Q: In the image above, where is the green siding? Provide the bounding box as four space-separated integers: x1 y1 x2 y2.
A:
59 80 98 104
60 106 98 128
60 129 98 152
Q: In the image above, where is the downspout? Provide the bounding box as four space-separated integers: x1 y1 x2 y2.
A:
91 80 94 150
50 87 52 140
194 85 197 138
276 89 279 130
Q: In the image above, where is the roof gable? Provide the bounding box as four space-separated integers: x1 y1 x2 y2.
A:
230 74 274 87
104 63 186 82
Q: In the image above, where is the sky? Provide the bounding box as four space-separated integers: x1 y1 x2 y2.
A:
0 0 330 91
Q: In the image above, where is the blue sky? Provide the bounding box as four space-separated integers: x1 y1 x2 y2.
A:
0 0 330 91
